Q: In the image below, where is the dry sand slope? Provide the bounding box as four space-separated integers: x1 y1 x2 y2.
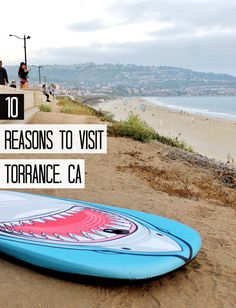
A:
0 111 235 308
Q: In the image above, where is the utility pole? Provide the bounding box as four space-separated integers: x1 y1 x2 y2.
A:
9 34 31 66
38 66 43 84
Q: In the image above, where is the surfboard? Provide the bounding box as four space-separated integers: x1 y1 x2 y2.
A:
0 191 201 280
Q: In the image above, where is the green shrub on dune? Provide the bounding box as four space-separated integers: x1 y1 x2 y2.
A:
57 97 115 122
57 97 192 152
108 114 156 142
108 114 193 152
39 104 52 112
100 112 115 123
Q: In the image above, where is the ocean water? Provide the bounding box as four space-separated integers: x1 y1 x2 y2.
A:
145 97 236 121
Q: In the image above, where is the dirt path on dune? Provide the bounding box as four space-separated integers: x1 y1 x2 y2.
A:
0 111 235 308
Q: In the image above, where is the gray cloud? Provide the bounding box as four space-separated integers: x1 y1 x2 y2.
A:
34 0 236 75
67 19 108 32
32 29 236 75
108 0 236 29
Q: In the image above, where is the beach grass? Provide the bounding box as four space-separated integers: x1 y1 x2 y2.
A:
57 97 115 122
108 114 156 142
100 112 115 123
108 114 193 152
57 97 192 151
58 97 95 116
39 104 52 112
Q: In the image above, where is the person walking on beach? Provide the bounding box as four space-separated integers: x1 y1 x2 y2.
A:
18 62 30 88
0 60 9 86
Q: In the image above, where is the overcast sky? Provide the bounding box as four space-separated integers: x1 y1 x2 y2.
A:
1 0 236 75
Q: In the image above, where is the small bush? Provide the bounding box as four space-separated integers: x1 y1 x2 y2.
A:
155 135 193 152
108 114 157 142
57 97 74 107
100 112 115 122
108 114 193 151
39 104 52 112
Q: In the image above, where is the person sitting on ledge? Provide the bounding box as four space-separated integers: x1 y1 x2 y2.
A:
42 84 51 102
10 80 17 88
18 62 30 88
0 60 9 86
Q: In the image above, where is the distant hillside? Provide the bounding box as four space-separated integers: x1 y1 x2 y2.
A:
6 63 236 96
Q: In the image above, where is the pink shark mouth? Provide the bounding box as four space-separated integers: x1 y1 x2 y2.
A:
0 206 137 244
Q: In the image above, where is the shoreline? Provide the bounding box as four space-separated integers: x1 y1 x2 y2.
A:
95 97 236 164
144 96 236 122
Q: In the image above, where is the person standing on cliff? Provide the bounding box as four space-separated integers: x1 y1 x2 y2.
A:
0 60 9 86
18 62 30 88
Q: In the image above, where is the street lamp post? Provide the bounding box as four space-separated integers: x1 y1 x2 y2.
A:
38 66 43 84
9 34 31 66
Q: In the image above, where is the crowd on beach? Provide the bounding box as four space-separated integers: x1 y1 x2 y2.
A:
0 60 53 102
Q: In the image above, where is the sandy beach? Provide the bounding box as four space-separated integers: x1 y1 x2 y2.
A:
95 98 236 165
0 100 235 307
